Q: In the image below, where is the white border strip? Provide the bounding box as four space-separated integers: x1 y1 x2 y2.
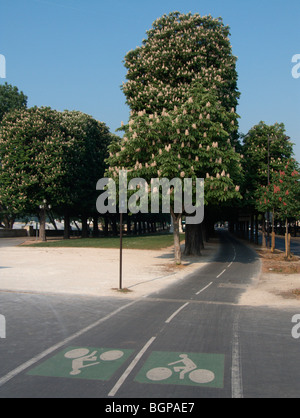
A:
231 314 243 398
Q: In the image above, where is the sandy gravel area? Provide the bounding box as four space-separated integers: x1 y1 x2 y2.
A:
239 272 300 309
239 246 300 309
1 238 299 309
0 242 219 298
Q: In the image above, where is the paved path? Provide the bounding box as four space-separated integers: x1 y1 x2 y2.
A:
0 231 299 400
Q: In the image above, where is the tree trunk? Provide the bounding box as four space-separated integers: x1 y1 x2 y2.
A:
271 209 275 253
104 216 109 237
81 214 88 238
184 223 203 256
112 217 117 236
48 211 58 230
171 209 182 265
2 215 15 229
261 221 266 248
127 216 131 235
39 209 47 242
285 218 291 258
64 213 70 240
93 215 99 237
255 214 259 245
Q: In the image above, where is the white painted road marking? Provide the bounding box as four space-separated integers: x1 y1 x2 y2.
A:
165 303 189 324
231 313 243 398
196 282 213 295
108 336 156 397
216 269 226 279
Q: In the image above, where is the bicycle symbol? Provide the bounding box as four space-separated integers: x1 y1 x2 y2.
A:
64 348 124 376
146 354 215 384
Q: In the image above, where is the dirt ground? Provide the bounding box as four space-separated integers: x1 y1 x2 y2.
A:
0 241 218 299
239 247 300 308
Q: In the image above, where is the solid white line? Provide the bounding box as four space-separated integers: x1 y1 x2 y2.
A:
196 282 213 295
0 299 138 388
165 302 189 324
216 269 226 279
231 314 243 398
108 336 156 397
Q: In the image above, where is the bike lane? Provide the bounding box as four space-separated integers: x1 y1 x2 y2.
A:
1 232 296 398
0 232 243 398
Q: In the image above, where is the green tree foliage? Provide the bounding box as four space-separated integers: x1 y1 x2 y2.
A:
122 12 239 114
0 82 27 122
242 121 294 210
0 107 68 228
106 11 242 262
242 121 299 252
59 110 111 237
256 158 300 230
0 107 111 234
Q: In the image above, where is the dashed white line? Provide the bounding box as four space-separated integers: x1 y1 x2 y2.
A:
196 282 213 295
165 302 189 324
216 269 226 279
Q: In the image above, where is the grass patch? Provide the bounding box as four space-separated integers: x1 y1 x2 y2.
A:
24 233 185 251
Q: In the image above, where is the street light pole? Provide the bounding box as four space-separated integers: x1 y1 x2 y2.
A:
119 198 126 291
119 212 123 291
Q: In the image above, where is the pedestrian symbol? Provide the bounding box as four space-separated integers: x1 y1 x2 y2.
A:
135 351 225 388
27 346 134 381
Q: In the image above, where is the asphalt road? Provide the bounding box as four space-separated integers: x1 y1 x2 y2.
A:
0 237 30 247
0 231 299 401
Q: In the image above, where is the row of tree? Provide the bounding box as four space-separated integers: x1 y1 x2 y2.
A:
0 83 112 239
104 12 300 263
0 12 299 260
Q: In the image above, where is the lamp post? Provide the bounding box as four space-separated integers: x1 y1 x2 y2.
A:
119 198 126 291
39 199 51 242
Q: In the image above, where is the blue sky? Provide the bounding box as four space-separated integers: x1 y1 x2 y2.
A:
1 0 300 162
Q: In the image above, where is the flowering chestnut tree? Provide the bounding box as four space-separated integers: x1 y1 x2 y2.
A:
242 121 294 205
106 12 242 263
256 158 300 256
242 121 296 246
0 107 111 237
60 110 111 237
0 107 70 232
0 82 27 122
